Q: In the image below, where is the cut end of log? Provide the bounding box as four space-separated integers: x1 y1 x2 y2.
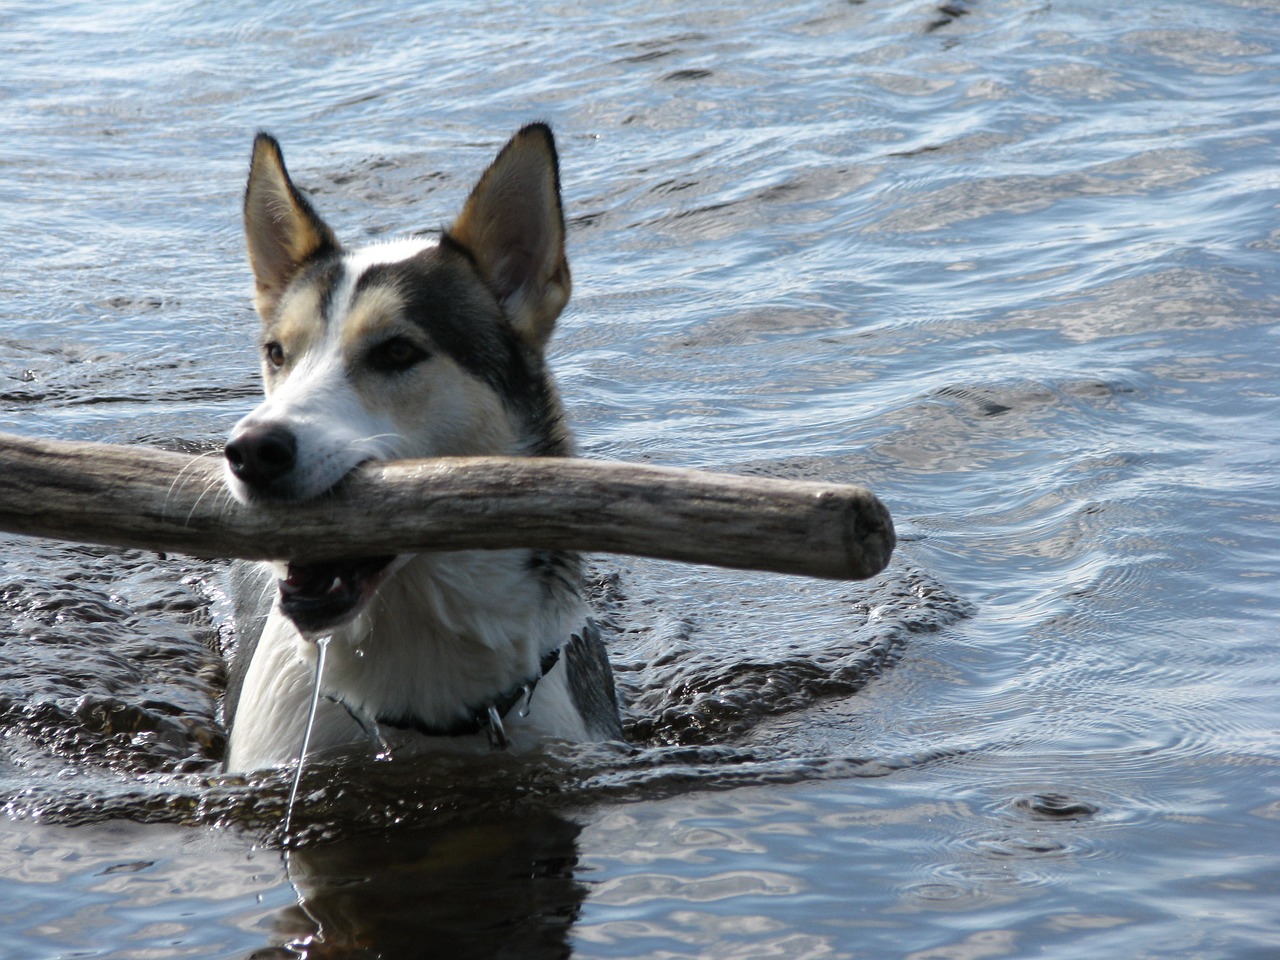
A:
839 490 896 580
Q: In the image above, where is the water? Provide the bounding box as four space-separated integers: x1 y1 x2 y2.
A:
1 0 1278 956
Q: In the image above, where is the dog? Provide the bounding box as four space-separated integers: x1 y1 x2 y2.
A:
220 124 622 772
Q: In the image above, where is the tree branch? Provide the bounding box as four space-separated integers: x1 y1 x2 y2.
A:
0 432 895 580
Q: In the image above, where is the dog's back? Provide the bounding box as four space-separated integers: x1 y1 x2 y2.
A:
221 126 621 771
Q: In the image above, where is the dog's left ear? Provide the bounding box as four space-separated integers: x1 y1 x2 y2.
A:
448 123 571 347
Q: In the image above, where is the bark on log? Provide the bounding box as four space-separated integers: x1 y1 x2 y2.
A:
0 432 895 580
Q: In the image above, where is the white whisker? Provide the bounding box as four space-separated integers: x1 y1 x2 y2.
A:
163 449 223 521
347 432 405 461
184 471 230 527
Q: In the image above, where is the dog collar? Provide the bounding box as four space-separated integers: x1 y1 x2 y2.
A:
367 646 562 749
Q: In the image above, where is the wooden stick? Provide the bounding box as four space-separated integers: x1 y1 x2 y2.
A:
0 432 894 581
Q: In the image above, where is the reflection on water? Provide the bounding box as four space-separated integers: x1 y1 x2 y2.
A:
270 814 585 960
1 0 1279 956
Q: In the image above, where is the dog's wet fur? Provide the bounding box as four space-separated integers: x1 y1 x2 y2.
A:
221 125 621 771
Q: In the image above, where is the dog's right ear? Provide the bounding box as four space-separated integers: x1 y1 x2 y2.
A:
243 133 339 318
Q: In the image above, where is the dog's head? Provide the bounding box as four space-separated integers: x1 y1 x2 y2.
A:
224 125 573 631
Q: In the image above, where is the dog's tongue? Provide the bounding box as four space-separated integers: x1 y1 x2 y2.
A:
278 556 395 633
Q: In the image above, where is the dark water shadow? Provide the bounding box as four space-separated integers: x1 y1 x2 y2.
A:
253 812 584 960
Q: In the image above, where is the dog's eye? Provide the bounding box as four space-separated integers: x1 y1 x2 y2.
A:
264 341 285 368
369 336 429 373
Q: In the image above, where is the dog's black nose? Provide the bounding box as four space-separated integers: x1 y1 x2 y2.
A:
225 424 297 487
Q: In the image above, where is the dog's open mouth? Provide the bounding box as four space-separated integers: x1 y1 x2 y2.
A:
278 555 396 634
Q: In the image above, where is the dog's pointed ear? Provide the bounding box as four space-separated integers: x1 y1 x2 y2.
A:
447 123 571 347
243 133 339 318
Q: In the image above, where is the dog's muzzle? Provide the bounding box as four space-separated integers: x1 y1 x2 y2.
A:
278 556 396 634
224 422 298 496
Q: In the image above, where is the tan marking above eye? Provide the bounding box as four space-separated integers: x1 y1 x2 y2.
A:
263 283 326 369
340 284 436 375
341 286 405 345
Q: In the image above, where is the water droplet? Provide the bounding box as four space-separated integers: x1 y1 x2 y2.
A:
486 705 508 749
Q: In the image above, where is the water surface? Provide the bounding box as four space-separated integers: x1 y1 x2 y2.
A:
1 0 1278 957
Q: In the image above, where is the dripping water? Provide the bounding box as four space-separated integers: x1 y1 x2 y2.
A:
283 634 330 845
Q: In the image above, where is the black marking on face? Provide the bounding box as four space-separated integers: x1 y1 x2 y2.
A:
353 247 569 456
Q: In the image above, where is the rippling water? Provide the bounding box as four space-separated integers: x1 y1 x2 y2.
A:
2 0 1278 957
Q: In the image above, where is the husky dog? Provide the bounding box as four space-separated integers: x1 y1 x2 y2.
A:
221 125 621 771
